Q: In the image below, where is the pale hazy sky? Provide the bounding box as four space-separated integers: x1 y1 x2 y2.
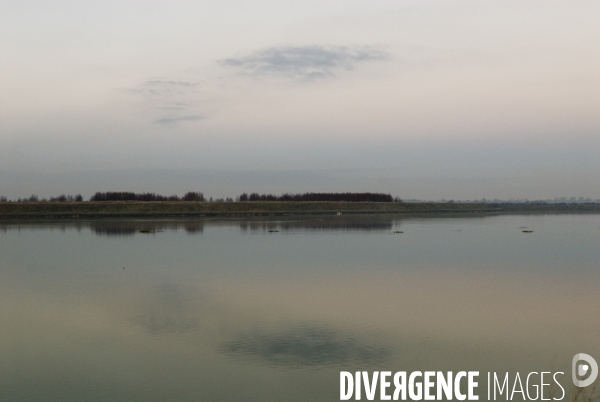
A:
1 0 599 200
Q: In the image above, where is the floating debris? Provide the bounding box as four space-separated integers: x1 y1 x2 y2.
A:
392 231 403 234
139 229 154 234
522 230 534 233
268 230 279 233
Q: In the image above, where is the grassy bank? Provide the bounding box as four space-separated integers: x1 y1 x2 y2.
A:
1 201 600 219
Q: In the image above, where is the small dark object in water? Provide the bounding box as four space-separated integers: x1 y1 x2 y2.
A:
139 229 153 234
393 231 403 234
122 267 125 269
268 230 279 233
520 226 527 229
522 230 534 233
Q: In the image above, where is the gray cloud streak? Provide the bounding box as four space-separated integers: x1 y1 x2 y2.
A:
145 80 199 87
117 79 205 125
154 115 203 125
118 80 200 97
221 45 391 80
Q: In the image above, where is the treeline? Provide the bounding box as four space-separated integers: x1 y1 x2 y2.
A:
0 194 83 202
90 191 205 202
238 192 399 202
0 191 400 203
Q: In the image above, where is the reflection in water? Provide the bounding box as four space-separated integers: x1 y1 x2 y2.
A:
92 225 137 236
2 214 600 401
90 220 204 236
1 215 398 236
239 216 394 232
221 325 391 367
0 219 205 236
129 283 202 335
3 212 600 237
0 221 85 233
183 221 204 234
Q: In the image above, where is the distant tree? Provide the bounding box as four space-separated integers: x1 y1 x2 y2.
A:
237 192 394 202
89 191 209 202
182 192 205 202
29 194 39 202
75 194 83 202
0 196 7 202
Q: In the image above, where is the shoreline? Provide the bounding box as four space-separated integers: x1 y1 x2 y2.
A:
1 201 600 220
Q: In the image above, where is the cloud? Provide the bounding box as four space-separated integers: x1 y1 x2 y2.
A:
158 102 191 111
118 80 200 97
116 78 207 125
221 45 391 80
154 115 203 125
145 80 199 88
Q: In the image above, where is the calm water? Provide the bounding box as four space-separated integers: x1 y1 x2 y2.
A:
1 214 599 401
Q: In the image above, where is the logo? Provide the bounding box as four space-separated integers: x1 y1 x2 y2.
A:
339 355 597 400
572 353 598 387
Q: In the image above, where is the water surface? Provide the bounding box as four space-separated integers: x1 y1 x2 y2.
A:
1 214 599 401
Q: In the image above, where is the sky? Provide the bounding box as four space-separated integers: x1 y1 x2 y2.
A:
1 0 599 200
